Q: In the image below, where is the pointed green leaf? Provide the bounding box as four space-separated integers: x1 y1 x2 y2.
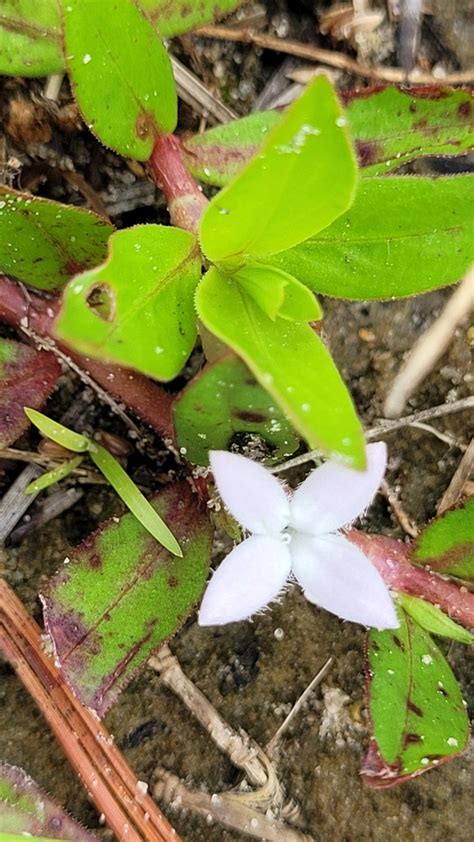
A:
24 408 89 453
88 442 182 556
196 268 365 468
62 0 177 160
411 498 474 579
0 340 60 450
0 186 113 292
140 0 245 37
0 2 63 77
199 76 357 262
25 456 84 494
0 764 98 841
398 594 473 644
42 483 212 713
173 354 299 465
366 609 468 782
56 225 201 381
184 88 473 187
268 176 474 299
235 262 321 321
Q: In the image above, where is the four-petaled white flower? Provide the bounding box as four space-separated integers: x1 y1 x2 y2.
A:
198 443 398 630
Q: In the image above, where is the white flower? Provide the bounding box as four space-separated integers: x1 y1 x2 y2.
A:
198 443 398 630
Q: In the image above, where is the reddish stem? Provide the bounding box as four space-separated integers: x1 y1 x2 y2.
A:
0 275 174 441
148 134 208 233
348 529 474 628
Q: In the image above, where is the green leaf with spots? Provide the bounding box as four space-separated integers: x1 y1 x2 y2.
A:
199 76 357 263
182 110 281 187
140 0 245 36
0 187 113 292
347 86 474 176
196 268 365 468
56 225 201 381
398 594 473 644
0 341 60 450
410 498 474 580
234 262 321 322
173 354 300 465
267 176 474 299
62 0 177 160
42 482 212 713
183 87 473 187
0 1 63 77
0 763 98 841
363 608 468 786
24 408 90 453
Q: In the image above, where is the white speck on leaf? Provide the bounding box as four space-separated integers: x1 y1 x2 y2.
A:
83 54 92 64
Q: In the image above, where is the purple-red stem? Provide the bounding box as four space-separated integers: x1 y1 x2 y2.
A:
148 133 208 233
349 530 474 628
0 275 174 440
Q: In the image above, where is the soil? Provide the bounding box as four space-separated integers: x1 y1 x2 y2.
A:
0 2 473 841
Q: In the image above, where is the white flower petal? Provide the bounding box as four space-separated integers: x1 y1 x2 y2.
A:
210 450 290 535
291 532 398 629
198 535 292 625
290 442 387 534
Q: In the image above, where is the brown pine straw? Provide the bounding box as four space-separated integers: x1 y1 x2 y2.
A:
194 24 474 85
0 578 180 842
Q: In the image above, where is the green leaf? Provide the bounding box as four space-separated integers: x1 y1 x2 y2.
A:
56 225 201 381
140 0 245 37
234 262 322 321
268 175 474 299
173 354 300 465
0 763 98 841
0 186 113 292
0 2 63 77
24 408 90 453
196 268 365 468
183 87 474 187
347 86 474 176
0 340 60 450
42 482 212 713
182 110 281 187
25 456 84 494
62 0 177 160
411 498 474 579
366 608 469 782
398 594 473 644
88 442 182 556
199 76 357 262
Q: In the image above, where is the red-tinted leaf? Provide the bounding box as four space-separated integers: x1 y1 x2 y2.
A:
42 482 212 714
0 763 98 840
0 338 61 449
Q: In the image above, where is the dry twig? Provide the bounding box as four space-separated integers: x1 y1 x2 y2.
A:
436 439 474 515
384 267 474 418
0 579 180 842
195 24 474 84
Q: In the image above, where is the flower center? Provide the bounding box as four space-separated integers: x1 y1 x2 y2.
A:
280 528 293 545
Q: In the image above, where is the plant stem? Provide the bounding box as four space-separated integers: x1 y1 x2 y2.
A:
0 275 174 441
348 530 474 628
148 133 208 234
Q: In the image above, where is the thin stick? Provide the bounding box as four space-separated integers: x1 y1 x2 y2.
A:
171 56 237 124
149 646 267 787
0 579 180 842
265 658 333 758
154 769 313 842
0 466 41 544
384 267 474 418
272 396 474 474
195 24 474 84
408 421 467 451
436 439 474 515
380 479 419 538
